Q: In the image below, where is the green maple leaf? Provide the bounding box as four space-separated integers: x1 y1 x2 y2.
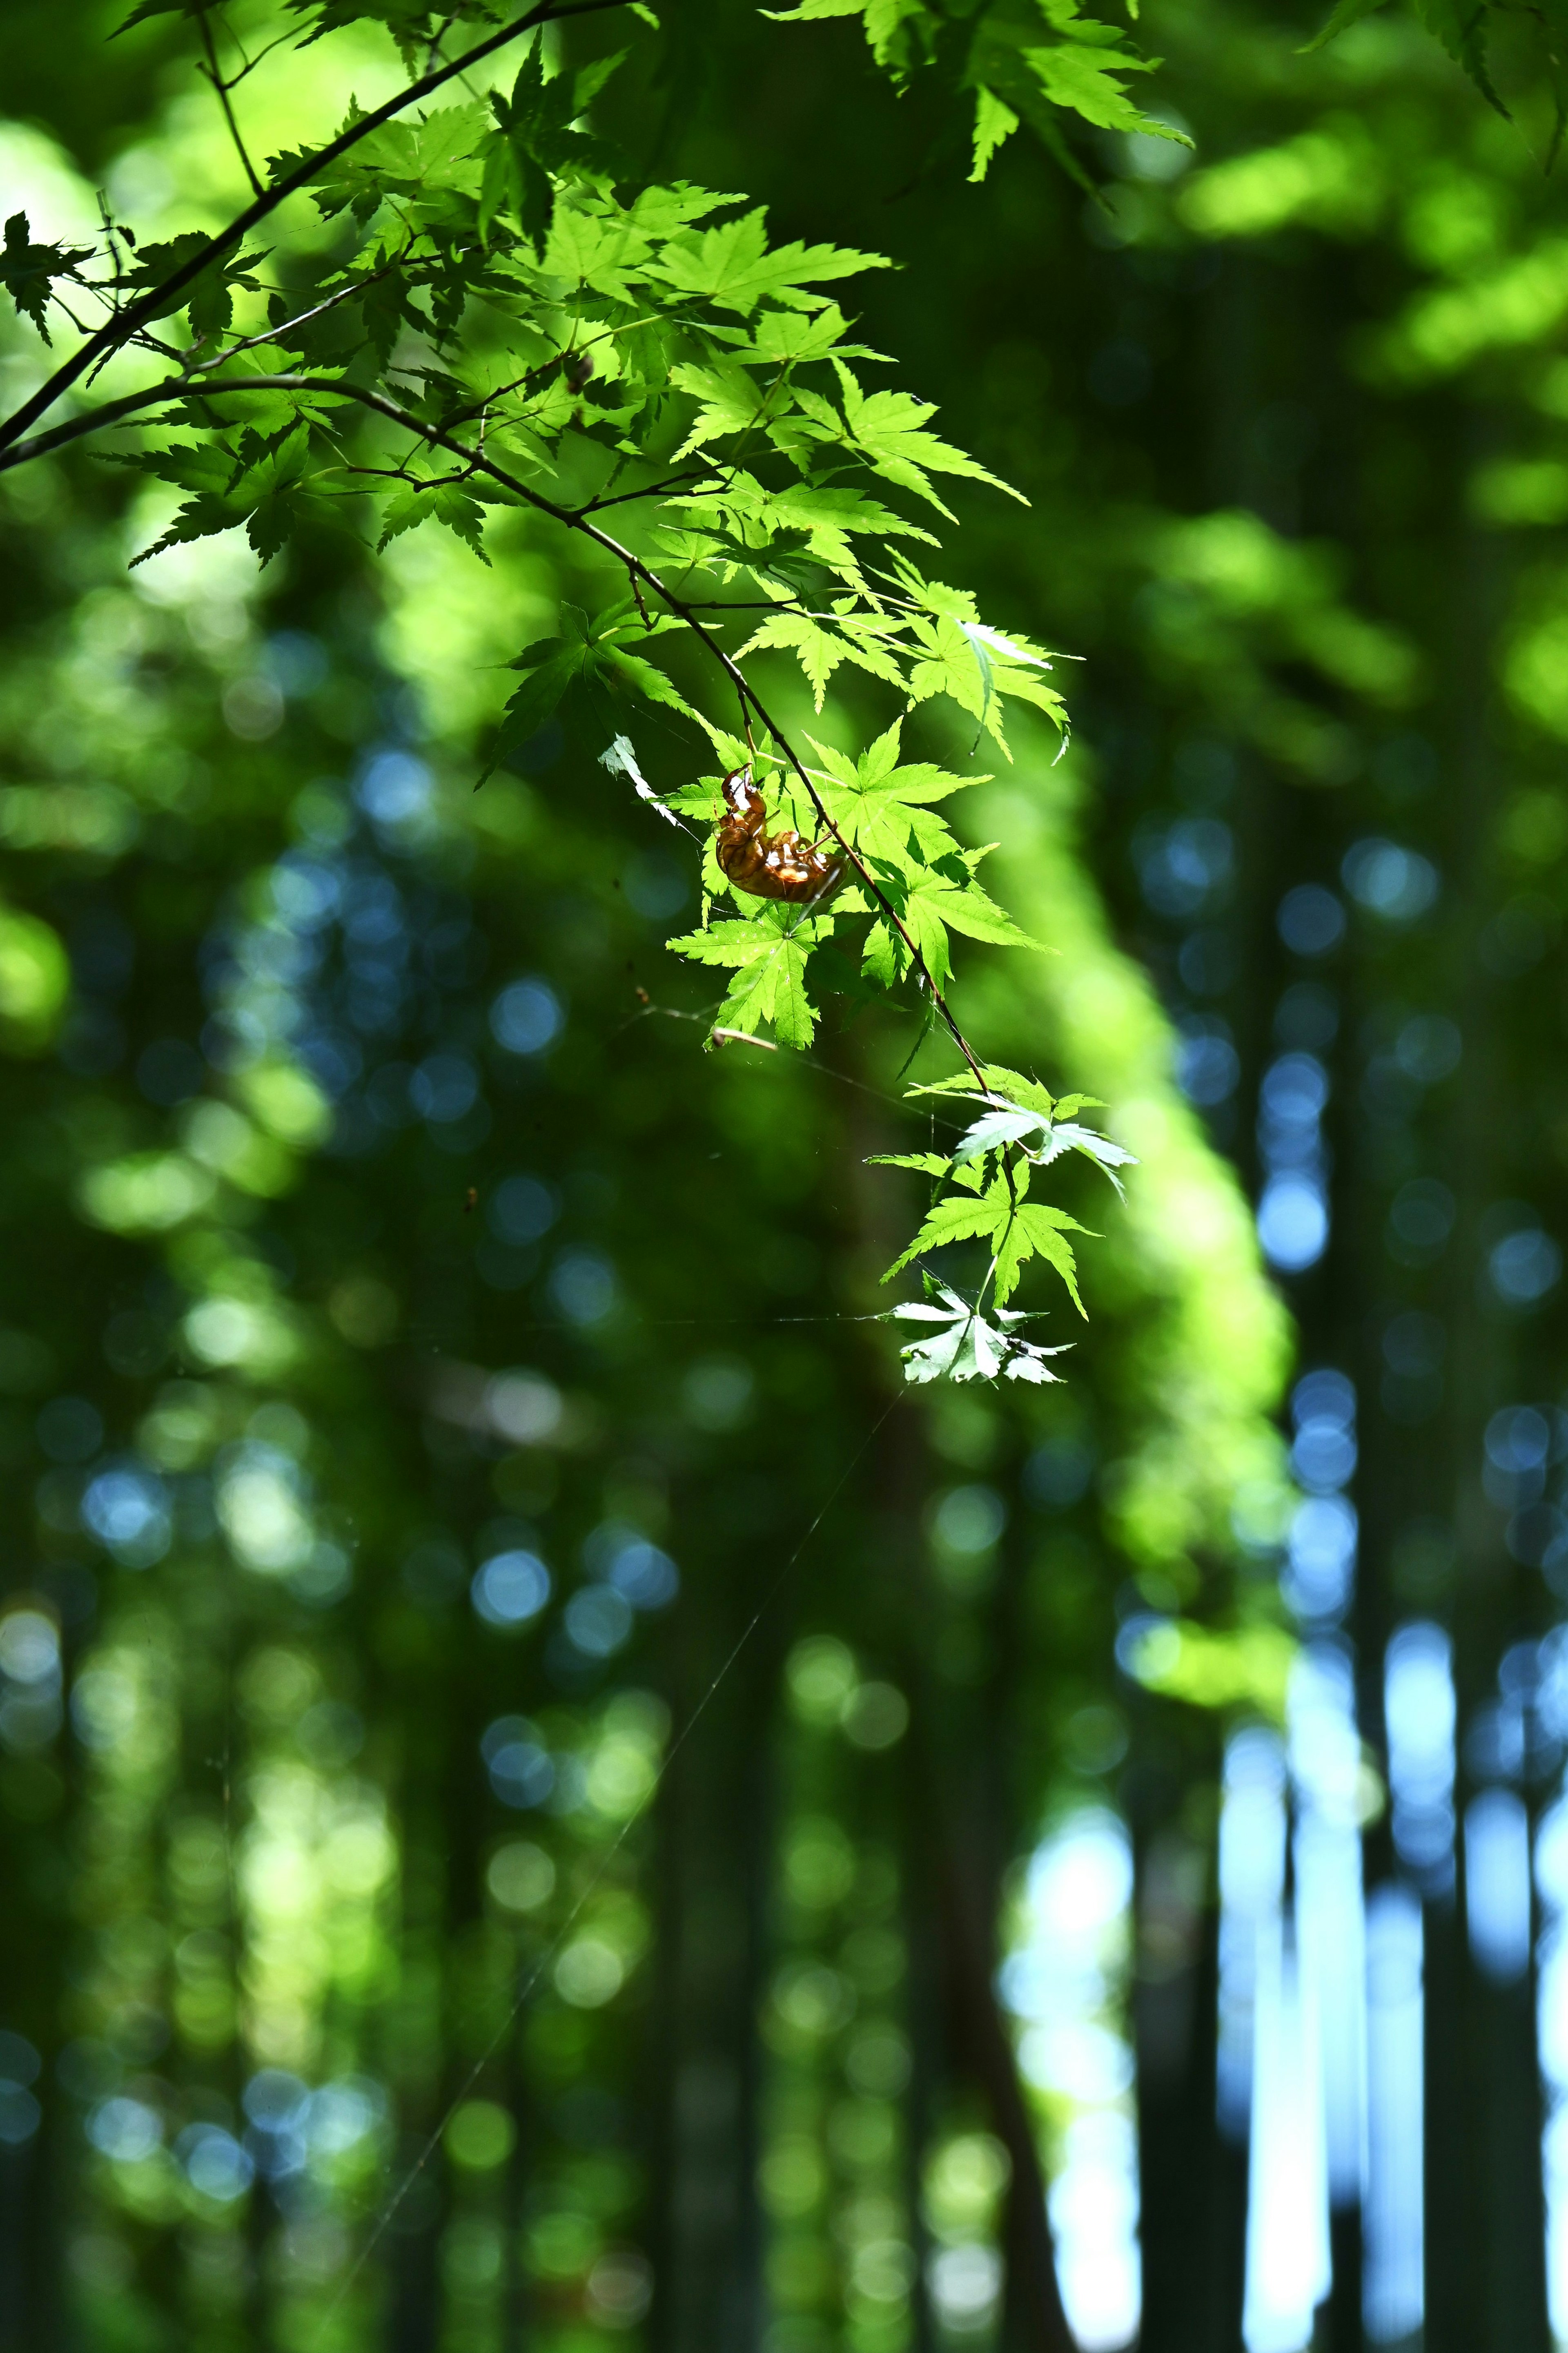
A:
711 937 817 1046
121 424 314 568
668 475 936 586
970 87 1022 182
928 870 1045 950
887 1280 1072 1386
803 725 986 853
539 200 651 299
668 907 831 1048
882 1167 1090 1311
862 920 902 988
883 1189 1009 1278
476 38 620 250
648 207 889 314
866 1151 959 1179
893 568 1069 754
1025 38 1162 137
762 935 815 1046
378 480 491 563
737 610 906 708
908 1062 1056 1117
669 359 782 454
0 212 92 343
762 0 934 74
480 638 588 783
118 232 222 324
876 862 1039 992
994 1200 1090 1311
722 301 883 365
479 603 700 783
664 917 796 968
479 127 555 251
828 363 1027 517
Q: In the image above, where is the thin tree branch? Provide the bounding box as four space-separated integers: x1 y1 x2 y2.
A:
224 27 295 89
194 5 264 199
574 467 711 515
0 0 632 460
676 597 810 612
0 381 200 468
425 12 458 76
192 252 408 367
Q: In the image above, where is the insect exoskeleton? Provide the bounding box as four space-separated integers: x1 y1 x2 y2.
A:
714 765 845 904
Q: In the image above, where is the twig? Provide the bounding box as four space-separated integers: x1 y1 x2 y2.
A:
195 255 408 366
223 27 294 90
575 467 712 515
424 13 457 75
677 597 809 611
195 4 264 199
711 1026 778 1050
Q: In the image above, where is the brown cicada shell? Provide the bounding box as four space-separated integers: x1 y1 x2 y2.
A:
714 767 845 905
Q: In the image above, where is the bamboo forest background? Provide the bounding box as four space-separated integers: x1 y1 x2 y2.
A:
1 1 1565 2348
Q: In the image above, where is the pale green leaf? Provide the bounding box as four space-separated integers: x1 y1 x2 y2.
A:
866 1151 954 1176
648 207 889 315
971 86 1020 182
952 1107 1049 1162
882 1189 1008 1281
862 921 902 987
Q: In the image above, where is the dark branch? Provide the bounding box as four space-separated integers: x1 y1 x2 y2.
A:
224 28 295 90
574 468 712 515
194 6 264 199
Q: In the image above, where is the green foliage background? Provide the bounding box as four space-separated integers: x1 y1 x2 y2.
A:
0 0 1563 2347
